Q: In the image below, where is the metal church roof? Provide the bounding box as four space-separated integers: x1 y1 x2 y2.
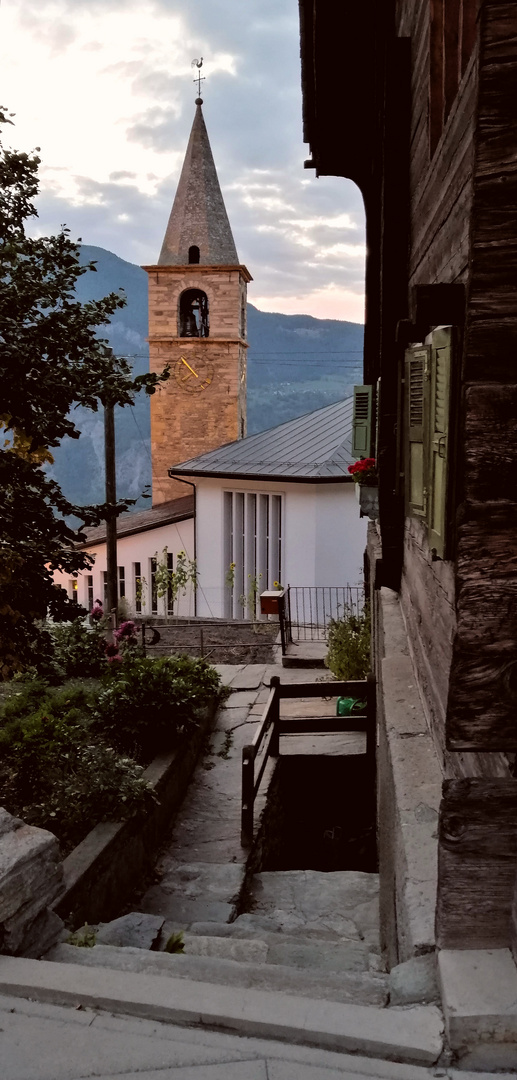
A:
169 397 357 483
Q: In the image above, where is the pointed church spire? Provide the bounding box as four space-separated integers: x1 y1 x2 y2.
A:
158 101 239 266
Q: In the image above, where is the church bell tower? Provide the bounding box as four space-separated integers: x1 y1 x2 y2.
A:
143 90 251 505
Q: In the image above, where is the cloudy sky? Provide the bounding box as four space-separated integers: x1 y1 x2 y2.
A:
0 0 366 321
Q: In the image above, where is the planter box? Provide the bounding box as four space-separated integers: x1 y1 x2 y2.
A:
355 484 379 520
54 699 218 928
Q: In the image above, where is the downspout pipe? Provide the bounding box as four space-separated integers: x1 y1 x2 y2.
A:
168 473 197 616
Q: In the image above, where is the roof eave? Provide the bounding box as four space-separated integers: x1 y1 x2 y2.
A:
169 469 354 485
76 508 195 549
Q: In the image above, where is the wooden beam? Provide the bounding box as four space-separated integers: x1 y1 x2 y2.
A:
437 778 517 949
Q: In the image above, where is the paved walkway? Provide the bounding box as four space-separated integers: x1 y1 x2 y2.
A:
0 992 507 1080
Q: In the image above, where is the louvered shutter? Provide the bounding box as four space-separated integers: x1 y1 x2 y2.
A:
428 326 452 559
404 345 430 518
352 385 373 456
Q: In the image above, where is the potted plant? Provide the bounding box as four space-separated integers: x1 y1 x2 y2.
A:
348 457 379 519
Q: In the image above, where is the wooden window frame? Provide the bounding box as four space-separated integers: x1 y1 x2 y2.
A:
404 326 453 559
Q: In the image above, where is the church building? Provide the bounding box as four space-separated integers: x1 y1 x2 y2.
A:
53 95 366 619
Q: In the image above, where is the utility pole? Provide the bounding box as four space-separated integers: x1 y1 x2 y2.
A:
104 398 118 631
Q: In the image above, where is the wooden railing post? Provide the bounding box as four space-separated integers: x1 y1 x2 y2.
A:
241 744 255 847
269 675 280 757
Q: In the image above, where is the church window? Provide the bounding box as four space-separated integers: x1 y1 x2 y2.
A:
86 574 94 611
134 562 142 614
188 245 200 264
150 557 158 614
179 288 209 338
223 491 282 619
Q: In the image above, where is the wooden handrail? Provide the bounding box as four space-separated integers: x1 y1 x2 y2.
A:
240 674 376 847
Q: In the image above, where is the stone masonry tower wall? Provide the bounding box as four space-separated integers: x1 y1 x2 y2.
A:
143 100 251 505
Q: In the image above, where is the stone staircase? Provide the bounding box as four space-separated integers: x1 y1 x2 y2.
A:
47 868 390 1008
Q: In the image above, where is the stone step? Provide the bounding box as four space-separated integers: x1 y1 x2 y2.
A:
47 942 389 1007
247 868 382 951
173 931 383 974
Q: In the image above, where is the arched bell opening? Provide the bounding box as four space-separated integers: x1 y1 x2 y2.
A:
188 245 200 264
178 288 209 338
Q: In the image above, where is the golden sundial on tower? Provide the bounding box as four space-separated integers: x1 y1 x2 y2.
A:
175 355 214 392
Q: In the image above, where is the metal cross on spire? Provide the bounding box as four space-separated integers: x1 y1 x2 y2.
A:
191 58 205 101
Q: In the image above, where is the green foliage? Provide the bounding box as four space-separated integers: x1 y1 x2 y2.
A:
240 573 262 621
34 742 155 849
0 647 221 851
0 108 169 678
164 931 185 954
225 562 236 590
94 654 222 759
47 620 107 679
153 548 198 608
0 679 154 852
325 605 371 680
67 924 97 948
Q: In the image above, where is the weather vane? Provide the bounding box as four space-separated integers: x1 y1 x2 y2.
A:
191 58 205 100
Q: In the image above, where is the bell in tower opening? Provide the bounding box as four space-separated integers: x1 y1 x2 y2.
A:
179 288 209 337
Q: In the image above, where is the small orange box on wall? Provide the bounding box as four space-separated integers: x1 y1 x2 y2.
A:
260 590 284 615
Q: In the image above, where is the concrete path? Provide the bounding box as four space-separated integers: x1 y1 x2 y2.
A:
0 992 506 1080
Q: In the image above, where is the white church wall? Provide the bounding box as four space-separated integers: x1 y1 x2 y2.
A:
52 517 194 619
314 484 366 586
193 476 367 620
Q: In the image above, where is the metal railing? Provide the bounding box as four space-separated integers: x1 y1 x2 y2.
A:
286 585 364 642
241 673 376 846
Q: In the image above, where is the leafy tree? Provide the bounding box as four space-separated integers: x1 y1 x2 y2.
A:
0 108 168 677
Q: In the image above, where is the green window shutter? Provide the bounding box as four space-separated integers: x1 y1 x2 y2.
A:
428 326 452 559
352 385 373 456
404 345 430 518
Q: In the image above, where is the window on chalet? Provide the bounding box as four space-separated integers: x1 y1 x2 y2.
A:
429 0 480 156
404 326 453 559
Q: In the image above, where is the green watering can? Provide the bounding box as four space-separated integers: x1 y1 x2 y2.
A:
336 697 367 716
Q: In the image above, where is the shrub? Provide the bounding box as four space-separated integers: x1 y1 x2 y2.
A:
94 654 223 759
0 681 154 852
325 605 371 680
30 742 155 851
47 619 107 680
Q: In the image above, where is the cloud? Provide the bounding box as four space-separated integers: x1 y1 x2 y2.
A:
1 0 366 322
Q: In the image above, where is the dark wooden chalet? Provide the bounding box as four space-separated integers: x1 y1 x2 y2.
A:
299 0 517 963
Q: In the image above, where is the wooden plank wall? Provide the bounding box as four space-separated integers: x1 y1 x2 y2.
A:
395 0 517 761
446 1 517 750
437 778 517 949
